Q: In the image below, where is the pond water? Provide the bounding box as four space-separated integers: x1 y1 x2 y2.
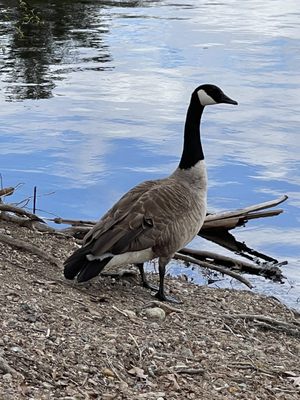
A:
0 0 299 309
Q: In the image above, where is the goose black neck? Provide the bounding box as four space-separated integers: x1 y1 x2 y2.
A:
179 95 204 170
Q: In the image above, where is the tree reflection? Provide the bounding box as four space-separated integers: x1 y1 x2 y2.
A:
0 0 150 101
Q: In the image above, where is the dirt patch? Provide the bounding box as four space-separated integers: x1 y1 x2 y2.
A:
0 220 299 399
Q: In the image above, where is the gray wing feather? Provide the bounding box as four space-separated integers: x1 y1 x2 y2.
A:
82 177 204 258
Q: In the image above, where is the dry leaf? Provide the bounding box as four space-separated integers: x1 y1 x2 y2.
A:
166 373 180 390
128 366 148 380
102 368 115 378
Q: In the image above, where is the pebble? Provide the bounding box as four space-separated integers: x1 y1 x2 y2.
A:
123 309 136 319
2 335 10 344
77 364 89 372
42 381 53 389
3 373 12 382
149 322 160 329
137 392 165 399
144 307 166 321
294 343 300 355
10 346 22 353
181 347 193 358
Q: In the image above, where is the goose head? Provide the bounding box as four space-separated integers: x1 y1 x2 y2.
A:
195 84 238 107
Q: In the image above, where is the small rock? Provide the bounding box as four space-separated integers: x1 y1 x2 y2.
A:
42 381 53 389
25 314 37 323
137 392 165 399
144 307 166 321
10 346 22 353
123 309 137 319
294 343 300 355
78 364 89 372
149 322 160 329
2 335 10 344
3 373 12 382
20 303 31 312
119 380 129 392
181 347 193 358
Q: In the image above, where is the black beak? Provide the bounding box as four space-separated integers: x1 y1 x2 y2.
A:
220 93 238 105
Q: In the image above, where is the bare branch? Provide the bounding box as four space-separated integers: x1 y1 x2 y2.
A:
0 203 45 222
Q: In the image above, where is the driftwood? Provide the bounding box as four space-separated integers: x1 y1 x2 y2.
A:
0 194 288 284
178 248 286 282
0 203 45 223
201 195 287 231
199 195 288 267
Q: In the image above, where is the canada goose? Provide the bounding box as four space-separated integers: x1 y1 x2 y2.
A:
64 84 237 302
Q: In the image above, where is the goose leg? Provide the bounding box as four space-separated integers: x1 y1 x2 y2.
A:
154 258 182 304
136 263 159 291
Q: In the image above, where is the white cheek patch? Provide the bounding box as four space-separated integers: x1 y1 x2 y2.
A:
197 89 217 106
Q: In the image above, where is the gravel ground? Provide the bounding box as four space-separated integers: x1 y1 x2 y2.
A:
0 220 299 400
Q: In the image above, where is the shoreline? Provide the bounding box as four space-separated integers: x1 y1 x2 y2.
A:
0 219 299 399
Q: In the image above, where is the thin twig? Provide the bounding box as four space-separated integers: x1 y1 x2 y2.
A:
128 333 143 361
104 352 125 382
174 366 205 375
112 305 130 318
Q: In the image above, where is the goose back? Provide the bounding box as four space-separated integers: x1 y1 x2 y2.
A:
83 161 207 260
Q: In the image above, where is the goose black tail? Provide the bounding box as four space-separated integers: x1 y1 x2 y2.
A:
77 257 112 282
64 245 112 282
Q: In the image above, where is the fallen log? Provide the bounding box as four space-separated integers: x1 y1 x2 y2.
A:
178 247 286 282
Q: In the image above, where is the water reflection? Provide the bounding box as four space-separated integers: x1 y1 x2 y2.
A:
0 0 133 100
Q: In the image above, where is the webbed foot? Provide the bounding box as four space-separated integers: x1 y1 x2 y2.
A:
154 291 182 304
142 281 159 291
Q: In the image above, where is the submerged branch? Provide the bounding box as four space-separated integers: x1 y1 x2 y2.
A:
174 252 253 289
178 247 285 282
